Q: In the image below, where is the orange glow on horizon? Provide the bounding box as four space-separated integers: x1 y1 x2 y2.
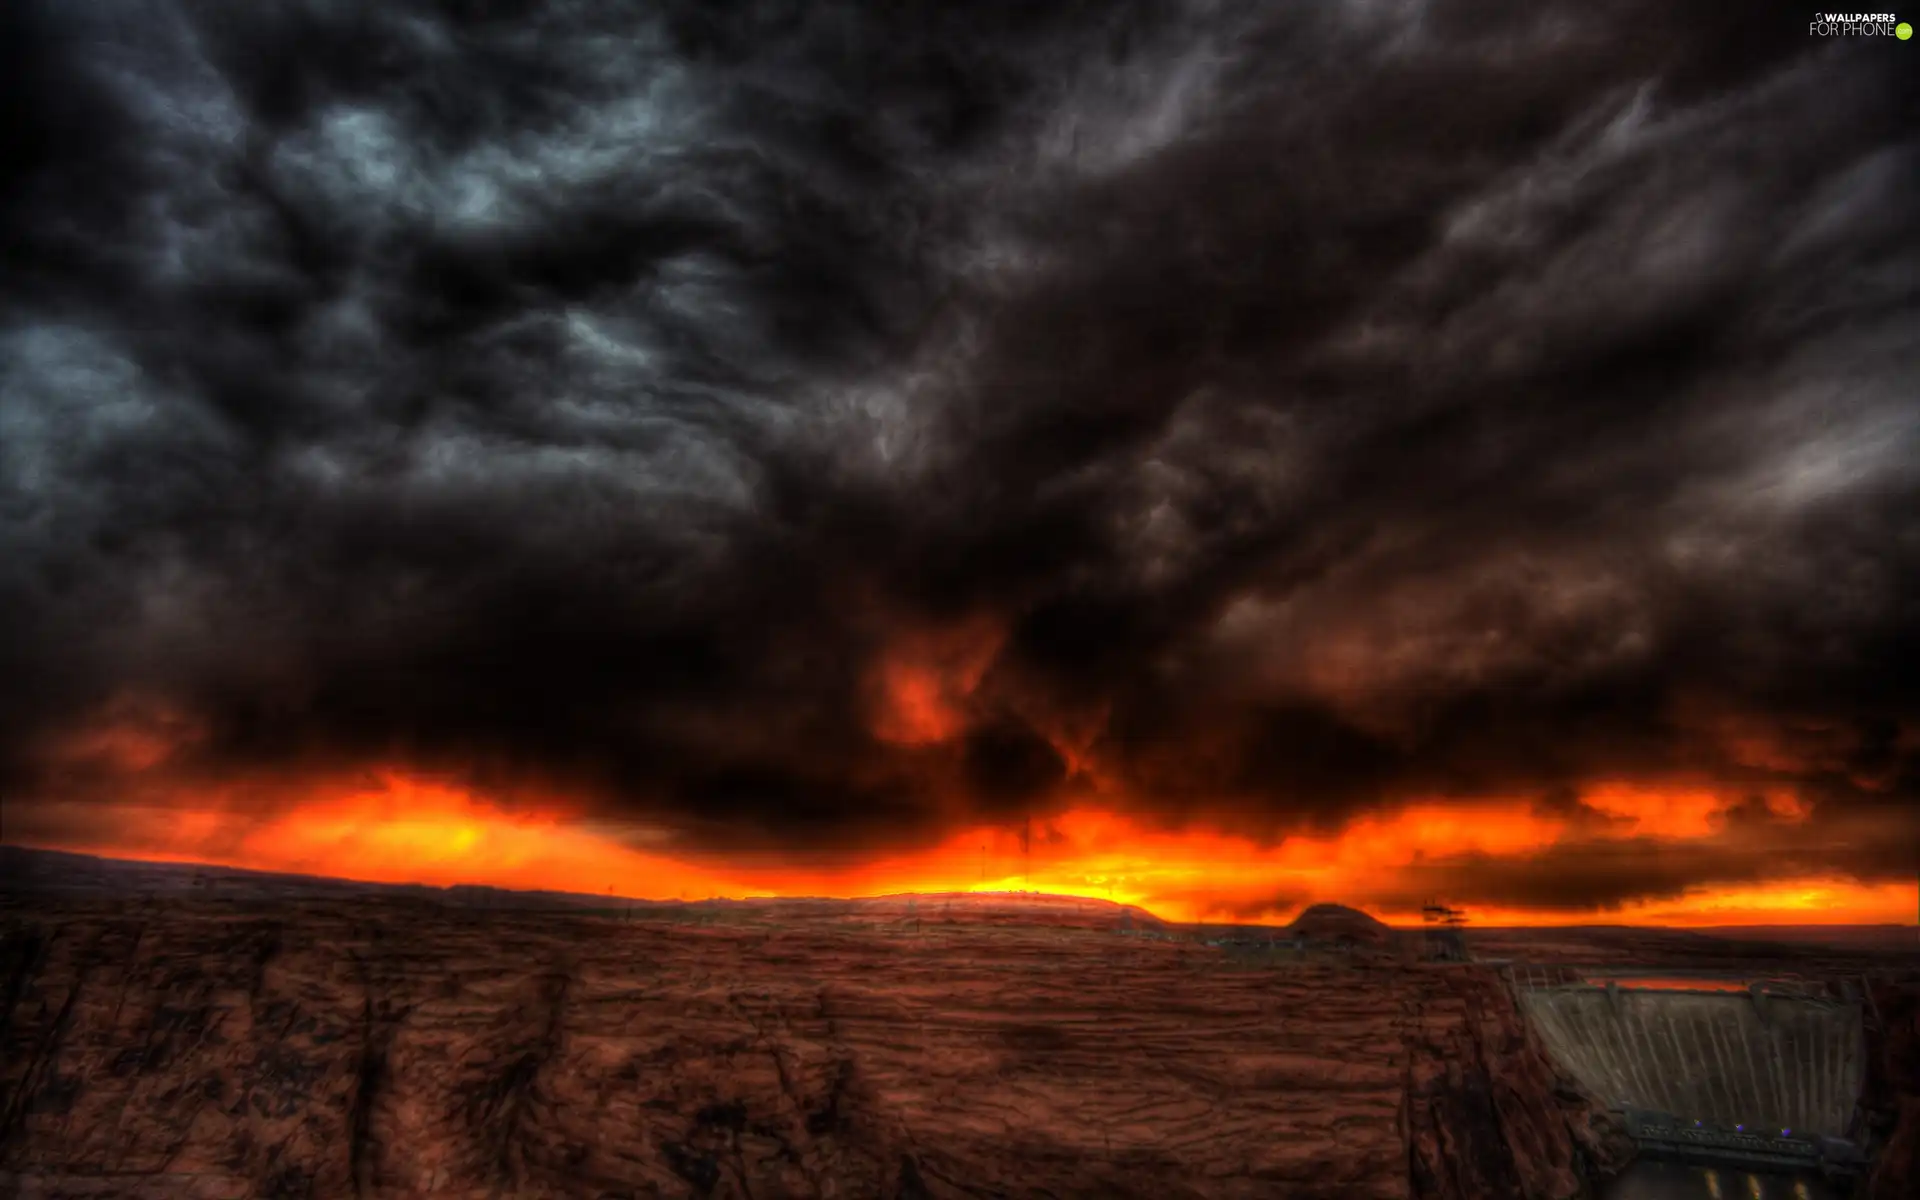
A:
20 772 1918 929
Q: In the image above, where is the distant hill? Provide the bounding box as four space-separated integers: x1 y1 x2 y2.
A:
1286 903 1393 944
851 891 1168 930
0 844 648 910
1690 925 1920 951
0 846 1169 929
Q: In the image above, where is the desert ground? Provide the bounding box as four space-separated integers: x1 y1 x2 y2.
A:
1 850 1915 1199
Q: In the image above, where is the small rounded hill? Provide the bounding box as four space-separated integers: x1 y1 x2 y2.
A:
1285 903 1392 945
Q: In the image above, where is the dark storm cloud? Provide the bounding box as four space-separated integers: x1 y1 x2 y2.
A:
3 1 1917 874
1376 801 1920 914
1204 800 1920 919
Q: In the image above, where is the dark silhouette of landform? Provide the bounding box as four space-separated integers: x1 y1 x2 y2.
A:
1 846 1915 1199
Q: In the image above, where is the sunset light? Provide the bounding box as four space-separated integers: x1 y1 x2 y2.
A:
6 4 1917 1196
24 772 1915 928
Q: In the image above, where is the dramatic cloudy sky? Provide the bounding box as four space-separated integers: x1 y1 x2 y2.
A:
3 1 1916 922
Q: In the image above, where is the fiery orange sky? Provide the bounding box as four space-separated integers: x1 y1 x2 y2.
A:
18 771 1915 928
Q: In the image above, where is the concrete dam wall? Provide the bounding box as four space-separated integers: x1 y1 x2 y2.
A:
1516 984 1865 1140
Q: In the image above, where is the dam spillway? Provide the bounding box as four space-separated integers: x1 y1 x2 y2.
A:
1512 972 1869 1174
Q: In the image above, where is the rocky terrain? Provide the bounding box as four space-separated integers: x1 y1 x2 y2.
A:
0 851 1913 1200
1860 971 1920 1200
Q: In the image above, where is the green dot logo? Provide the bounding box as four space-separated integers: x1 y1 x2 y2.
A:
1899 21 1914 39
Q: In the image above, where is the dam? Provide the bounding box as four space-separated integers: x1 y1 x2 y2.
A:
1510 968 1871 1180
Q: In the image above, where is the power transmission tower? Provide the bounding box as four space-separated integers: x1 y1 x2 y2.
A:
1422 899 1469 962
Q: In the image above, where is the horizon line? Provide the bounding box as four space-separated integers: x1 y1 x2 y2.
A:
7 842 1915 932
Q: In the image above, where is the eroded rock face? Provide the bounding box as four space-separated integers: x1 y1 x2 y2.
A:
1403 967 1634 1200
8 876 1913 1200
0 894 1625 1200
1865 975 1920 1200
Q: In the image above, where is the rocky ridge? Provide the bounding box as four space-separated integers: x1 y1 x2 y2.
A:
2 854 1914 1200
2 890 1621 1200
